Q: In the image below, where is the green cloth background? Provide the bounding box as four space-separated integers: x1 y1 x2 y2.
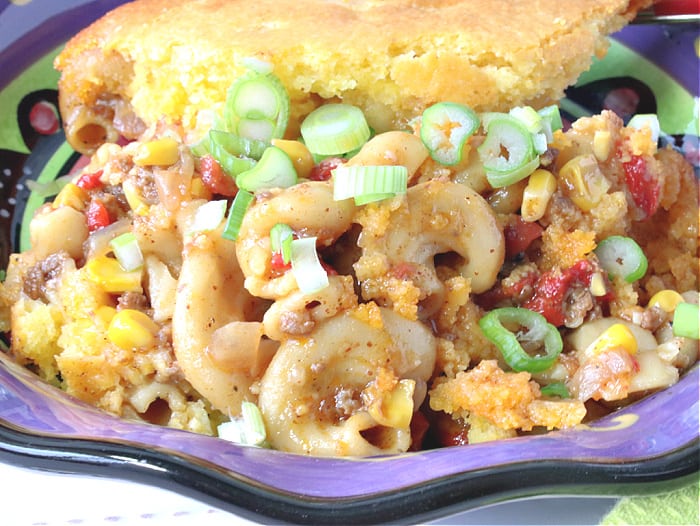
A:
601 479 699 525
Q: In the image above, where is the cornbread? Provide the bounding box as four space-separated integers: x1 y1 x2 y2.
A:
55 0 651 154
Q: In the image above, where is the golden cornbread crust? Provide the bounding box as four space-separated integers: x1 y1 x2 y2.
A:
56 0 651 153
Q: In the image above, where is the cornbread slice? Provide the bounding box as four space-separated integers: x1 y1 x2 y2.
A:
55 0 651 154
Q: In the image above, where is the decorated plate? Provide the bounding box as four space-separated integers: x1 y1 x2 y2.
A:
0 2 698 524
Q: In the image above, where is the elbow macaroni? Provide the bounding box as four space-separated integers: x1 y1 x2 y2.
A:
1 105 698 457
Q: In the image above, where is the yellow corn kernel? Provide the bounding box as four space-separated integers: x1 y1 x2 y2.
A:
592 130 612 161
53 183 87 211
648 290 684 313
95 305 117 326
271 139 314 179
189 176 212 200
368 379 415 429
85 255 143 293
559 154 611 212
107 309 159 350
521 169 557 222
133 138 180 166
586 323 638 357
589 271 608 297
122 179 150 216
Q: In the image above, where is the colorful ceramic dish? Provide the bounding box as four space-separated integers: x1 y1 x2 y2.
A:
0 2 698 523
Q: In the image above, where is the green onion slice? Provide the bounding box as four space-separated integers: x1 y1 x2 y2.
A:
222 189 254 241
189 200 227 234
478 114 538 187
332 164 407 204
478 307 563 373
209 129 268 160
290 236 329 294
217 401 268 446
300 103 371 155
26 174 73 198
420 102 480 166
594 235 648 283
109 232 144 272
223 69 290 143
672 302 699 340
538 105 563 142
270 223 294 264
209 135 257 177
509 106 543 134
235 146 297 192
539 382 570 398
627 114 661 144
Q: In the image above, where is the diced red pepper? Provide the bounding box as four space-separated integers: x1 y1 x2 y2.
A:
75 169 104 190
623 155 660 219
309 157 346 181
270 251 292 272
523 259 595 327
199 155 238 196
504 216 544 258
86 199 112 232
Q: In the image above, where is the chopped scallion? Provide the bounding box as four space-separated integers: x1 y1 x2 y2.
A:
594 235 648 283
290 236 329 294
627 114 661 144
477 114 539 187
420 102 479 166
109 232 144 272
300 103 371 155
217 401 268 446
332 164 407 204
235 146 298 192
538 105 563 142
223 69 290 143
270 223 294 264
672 302 699 340
539 382 570 398
222 189 254 241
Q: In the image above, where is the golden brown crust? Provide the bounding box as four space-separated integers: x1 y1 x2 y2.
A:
55 0 651 153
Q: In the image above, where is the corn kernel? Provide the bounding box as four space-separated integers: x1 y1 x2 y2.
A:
85 255 143 293
586 323 638 357
521 169 556 222
107 308 159 350
648 290 684 313
122 179 150 216
95 305 117 326
189 176 212 200
368 378 415 429
271 139 314 179
133 138 180 166
589 271 608 297
559 154 611 212
53 183 87 211
592 130 612 161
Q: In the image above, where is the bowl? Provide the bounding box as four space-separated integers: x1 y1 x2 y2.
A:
0 2 698 524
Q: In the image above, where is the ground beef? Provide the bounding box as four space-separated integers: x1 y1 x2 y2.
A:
22 253 69 302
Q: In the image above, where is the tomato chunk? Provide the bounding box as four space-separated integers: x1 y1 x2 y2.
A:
199 155 238 196
623 155 660 218
75 170 104 190
504 216 544 258
309 157 346 181
86 199 112 232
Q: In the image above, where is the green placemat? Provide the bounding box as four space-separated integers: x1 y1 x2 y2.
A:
601 479 699 525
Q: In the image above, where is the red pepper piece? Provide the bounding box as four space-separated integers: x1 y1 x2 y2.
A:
86 199 112 232
523 260 595 327
309 157 346 181
623 155 660 218
504 216 544 258
270 251 292 272
75 170 104 190
199 155 238 196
